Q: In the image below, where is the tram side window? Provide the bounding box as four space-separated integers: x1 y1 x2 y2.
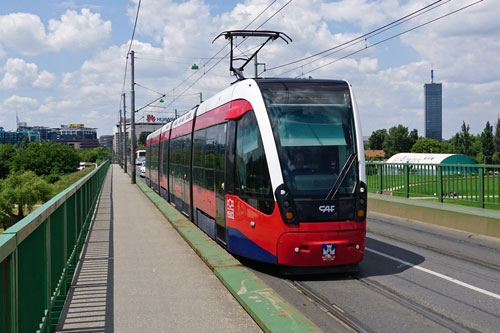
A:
151 142 159 172
170 137 182 182
235 111 274 214
161 139 169 178
146 143 151 170
193 123 226 193
171 134 191 185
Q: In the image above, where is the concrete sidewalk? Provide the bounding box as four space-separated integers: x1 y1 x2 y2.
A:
57 164 260 332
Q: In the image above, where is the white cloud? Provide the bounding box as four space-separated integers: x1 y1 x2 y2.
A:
3 95 39 108
33 71 57 88
47 9 111 52
0 9 111 55
1 0 497 140
0 58 56 90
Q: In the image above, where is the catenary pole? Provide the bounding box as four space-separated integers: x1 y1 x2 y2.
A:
118 108 123 168
130 50 136 184
122 93 127 174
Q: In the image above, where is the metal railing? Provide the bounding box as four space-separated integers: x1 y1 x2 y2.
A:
366 162 500 208
0 161 110 333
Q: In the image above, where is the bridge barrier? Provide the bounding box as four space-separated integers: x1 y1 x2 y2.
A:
0 161 110 333
368 193 500 238
366 162 500 209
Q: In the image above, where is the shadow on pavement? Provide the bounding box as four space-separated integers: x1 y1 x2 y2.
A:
56 168 114 333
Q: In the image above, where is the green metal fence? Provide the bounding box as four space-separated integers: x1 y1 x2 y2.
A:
366 162 500 209
0 161 110 333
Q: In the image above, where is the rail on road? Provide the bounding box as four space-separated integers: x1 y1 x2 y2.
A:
0 161 110 333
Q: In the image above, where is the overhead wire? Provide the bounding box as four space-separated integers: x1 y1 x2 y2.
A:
118 0 142 119
135 82 165 96
295 0 484 78
162 0 294 110
161 0 280 103
272 0 452 77
264 0 446 74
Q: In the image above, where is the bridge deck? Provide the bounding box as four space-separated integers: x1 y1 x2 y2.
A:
56 164 259 332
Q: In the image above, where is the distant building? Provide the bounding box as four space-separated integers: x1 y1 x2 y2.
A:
365 149 386 160
112 122 162 156
9 122 99 148
424 70 442 142
99 135 113 149
0 127 25 144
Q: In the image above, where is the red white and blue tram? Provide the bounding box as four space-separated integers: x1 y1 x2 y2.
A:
145 78 367 270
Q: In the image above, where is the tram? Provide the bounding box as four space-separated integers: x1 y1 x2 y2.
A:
145 78 366 270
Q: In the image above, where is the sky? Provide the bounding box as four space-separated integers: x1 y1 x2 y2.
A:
0 0 498 139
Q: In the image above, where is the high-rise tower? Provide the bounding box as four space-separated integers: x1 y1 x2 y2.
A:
424 70 442 142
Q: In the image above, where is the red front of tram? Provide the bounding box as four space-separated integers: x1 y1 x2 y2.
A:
223 79 367 269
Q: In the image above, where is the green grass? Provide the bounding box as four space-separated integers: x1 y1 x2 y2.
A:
367 172 500 209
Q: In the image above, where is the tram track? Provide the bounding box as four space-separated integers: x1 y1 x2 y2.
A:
289 273 479 333
348 274 478 333
288 280 371 333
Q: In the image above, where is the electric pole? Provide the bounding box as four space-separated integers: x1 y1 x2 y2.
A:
122 93 127 174
130 50 136 184
118 108 123 168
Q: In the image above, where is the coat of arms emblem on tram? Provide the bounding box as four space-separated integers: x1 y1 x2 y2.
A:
321 243 337 261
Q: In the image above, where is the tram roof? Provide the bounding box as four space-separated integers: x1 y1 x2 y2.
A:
254 78 349 85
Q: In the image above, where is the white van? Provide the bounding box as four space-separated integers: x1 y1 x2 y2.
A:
135 150 146 165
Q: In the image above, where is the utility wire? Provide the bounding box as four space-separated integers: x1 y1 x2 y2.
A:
118 0 142 117
264 0 445 74
135 82 165 96
163 0 294 110
273 0 451 77
162 0 280 101
296 0 483 78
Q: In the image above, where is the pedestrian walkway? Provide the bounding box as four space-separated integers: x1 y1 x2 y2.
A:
56 164 260 332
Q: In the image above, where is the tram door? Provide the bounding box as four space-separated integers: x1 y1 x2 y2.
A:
182 135 191 216
213 123 227 245
218 122 234 245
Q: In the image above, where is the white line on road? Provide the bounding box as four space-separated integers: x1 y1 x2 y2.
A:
366 247 500 300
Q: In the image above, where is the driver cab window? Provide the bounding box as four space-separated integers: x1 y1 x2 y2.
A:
235 111 274 214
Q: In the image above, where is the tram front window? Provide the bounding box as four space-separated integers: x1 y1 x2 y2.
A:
259 81 358 199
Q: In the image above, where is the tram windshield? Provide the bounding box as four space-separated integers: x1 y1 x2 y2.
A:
259 81 358 199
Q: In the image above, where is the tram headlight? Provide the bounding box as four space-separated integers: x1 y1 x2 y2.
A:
354 181 367 222
275 184 299 224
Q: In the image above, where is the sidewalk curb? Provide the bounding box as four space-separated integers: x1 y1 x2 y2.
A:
134 177 321 332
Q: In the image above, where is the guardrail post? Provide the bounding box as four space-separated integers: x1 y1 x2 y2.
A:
437 166 443 202
404 164 409 198
479 166 485 208
378 164 383 194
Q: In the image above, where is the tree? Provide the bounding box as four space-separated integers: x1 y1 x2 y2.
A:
440 140 455 154
368 129 387 150
494 117 500 164
411 138 441 153
0 144 15 179
383 125 418 157
0 171 52 220
138 131 152 146
480 121 494 164
12 141 80 176
81 147 110 164
455 121 472 156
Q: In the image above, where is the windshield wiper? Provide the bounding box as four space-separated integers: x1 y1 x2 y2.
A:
325 153 357 200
